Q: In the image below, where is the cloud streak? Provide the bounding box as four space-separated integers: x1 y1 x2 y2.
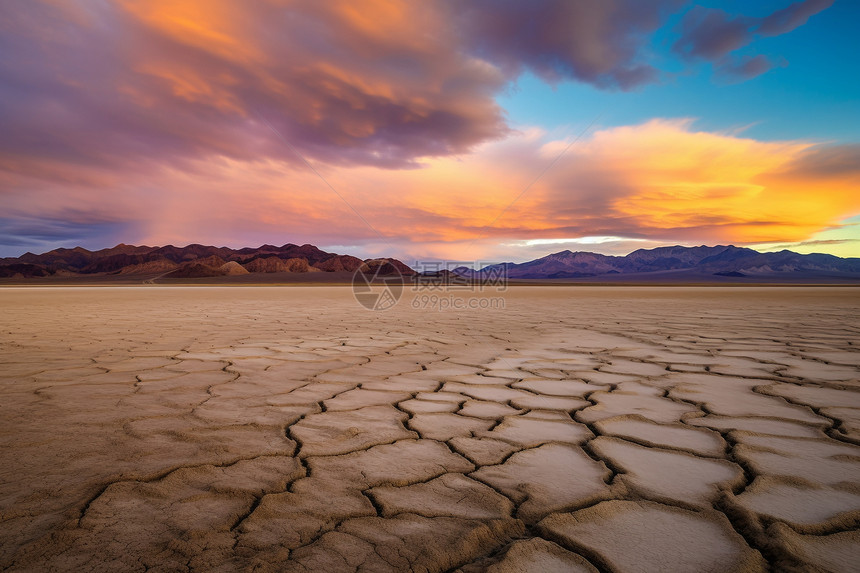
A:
458 0 685 90
673 0 834 80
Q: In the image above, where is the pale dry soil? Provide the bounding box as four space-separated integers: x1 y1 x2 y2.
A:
1 286 859 572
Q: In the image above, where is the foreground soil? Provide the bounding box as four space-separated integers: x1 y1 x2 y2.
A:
0 286 858 572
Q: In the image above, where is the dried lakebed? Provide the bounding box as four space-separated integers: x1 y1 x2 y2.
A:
0 286 858 572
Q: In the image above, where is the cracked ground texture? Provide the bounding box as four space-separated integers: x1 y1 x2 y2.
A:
0 286 859 572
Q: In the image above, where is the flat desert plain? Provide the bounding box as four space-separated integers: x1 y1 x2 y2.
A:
1 286 859 572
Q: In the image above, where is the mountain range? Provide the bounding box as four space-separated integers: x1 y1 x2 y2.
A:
0 243 413 279
455 245 860 281
2 243 859 282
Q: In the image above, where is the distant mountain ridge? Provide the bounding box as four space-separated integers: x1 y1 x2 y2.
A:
455 245 860 280
3 243 859 282
0 243 415 279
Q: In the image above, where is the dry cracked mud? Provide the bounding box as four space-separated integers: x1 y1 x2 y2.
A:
0 286 859 572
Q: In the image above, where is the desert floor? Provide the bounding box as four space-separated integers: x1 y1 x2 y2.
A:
0 286 858 572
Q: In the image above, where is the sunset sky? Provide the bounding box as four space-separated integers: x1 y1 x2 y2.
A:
1 0 858 262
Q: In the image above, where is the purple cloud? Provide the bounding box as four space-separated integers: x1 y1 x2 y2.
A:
0 0 692 187
0 1 512 174
673 0 833 79
758 0 836 36
458 0 685 90
674 7 754 61
716 55 782 82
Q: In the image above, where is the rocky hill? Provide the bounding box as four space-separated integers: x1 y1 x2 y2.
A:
0 243 414 279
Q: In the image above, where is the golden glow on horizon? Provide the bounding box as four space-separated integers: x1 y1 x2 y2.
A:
110 120 860 259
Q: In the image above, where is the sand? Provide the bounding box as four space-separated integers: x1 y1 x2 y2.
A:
0 285 858 572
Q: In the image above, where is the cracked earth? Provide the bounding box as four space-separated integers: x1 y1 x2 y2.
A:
1 286 859 572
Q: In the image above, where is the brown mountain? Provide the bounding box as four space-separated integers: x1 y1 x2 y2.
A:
243 257 312 273
360 258 417 276
163 263 228 279
116 260 179 275
0 243 416 280
220 261 250 275
315 255 363 272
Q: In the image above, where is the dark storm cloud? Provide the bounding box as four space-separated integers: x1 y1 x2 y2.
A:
0 216 128 257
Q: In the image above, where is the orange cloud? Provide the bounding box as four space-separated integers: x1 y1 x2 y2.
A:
119 0 263 64
144 120 860 255
332 120 860 253
582 120 858 243
3 112 859 260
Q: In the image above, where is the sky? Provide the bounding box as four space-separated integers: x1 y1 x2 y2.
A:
1 0 859 263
